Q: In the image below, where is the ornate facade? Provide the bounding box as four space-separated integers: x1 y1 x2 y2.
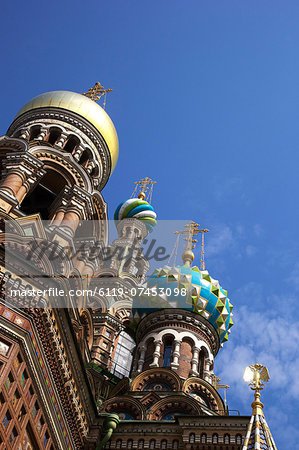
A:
0 85 276 450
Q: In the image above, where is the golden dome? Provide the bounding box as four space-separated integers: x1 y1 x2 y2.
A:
14 90 119 172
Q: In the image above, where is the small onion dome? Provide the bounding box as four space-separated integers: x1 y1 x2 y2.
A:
131 265 233 344
114 198 157 232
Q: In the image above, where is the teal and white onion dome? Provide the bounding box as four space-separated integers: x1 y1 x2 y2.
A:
114 192 157 232
131 250 233 344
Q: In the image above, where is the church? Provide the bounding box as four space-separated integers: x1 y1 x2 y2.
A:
0 84 276 449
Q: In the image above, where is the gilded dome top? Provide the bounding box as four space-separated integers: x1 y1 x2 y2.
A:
14 90 119 172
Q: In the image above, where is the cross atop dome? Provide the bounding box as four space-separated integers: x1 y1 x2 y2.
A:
173 222 209 268
83 81 113 108
131 177 156 203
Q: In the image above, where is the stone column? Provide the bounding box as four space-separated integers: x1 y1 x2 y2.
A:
50 208 66 227
0 172 24 198
203 358 213 383
58 186 92 236
60 210 81 235
170 339 181 371
36 127 48 141
149 340 162 368
19 129 30 140
55 132 68 149
86 160 96 174
72 145 85 161
0 152 45 213
189 346 200 376
137 345 146 373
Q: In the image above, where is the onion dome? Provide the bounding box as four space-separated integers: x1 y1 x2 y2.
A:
114 197 157 232
14 90 119 172
132 263 233 344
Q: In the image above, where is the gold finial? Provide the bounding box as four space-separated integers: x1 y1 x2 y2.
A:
83 82 113 109
211 374 229 407
132 177 156 203
243 363 270 415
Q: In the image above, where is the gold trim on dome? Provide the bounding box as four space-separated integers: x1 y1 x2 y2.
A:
14 90 119 172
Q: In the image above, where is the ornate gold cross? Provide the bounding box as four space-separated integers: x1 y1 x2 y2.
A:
132 177 156 203
211 374 229 406
83 82 113 108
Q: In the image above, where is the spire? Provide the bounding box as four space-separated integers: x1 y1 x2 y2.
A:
242 364 277 450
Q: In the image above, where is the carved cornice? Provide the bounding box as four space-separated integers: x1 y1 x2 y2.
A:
0 135 29 153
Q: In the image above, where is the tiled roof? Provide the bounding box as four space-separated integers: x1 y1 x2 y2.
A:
242 413 277 450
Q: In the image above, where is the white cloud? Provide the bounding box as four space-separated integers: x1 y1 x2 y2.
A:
216 305 299 403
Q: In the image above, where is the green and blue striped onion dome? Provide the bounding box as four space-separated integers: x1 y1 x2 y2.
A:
114 198 157 232
131 264 233 344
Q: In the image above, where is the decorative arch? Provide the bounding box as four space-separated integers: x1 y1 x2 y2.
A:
101 396 145 420
88 294 108 312
30 147 91 191
182 377 225 412
147 394 202 420
139 329 213 361
131 368 181 392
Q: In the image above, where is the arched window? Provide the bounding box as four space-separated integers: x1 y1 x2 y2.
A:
19 168 67 219
29 125 41 140
201 433 207 443
79 147 92 165
138 439 144 449
198 349 206 378
236 434 242 445
116 439 122 448
48 127 61 145
189 433 195 443
64 135 80 153
224 434 230 444
172 440 179 448
149 440 156 449
111 331 135 378
163 338 173 367
161 440 167 449
127 439 133 448
104 441 111 449
212 434 218 444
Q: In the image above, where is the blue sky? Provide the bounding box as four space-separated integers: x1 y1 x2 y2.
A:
1 1 299 447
